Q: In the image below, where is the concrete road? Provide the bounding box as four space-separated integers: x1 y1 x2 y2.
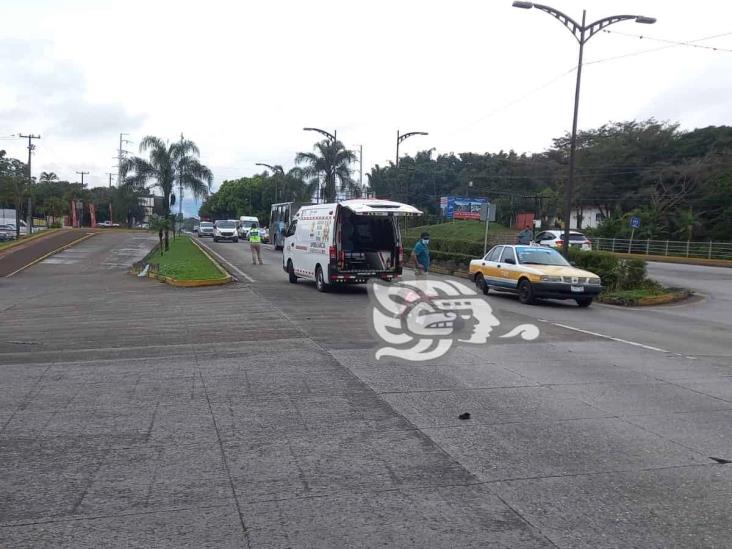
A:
2 232 732 548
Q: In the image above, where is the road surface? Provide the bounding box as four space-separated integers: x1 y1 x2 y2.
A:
1 231 731 548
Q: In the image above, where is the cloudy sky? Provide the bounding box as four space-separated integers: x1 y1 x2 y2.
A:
2 0 731 215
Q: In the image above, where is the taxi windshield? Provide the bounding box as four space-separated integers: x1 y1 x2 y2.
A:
516 246 570 266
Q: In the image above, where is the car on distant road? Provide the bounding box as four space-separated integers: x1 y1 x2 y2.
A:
198 221 214 237
98 221 112 227
213 220 238 242
469 244 602 307
238 216 259 239
534 230 592 251
0 224 17 240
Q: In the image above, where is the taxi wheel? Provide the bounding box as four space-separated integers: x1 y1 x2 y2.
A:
518 279 535 305
287 260 298 284
475 273 489 295
575 297 593 308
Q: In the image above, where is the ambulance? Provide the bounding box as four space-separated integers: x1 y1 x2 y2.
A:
282 199 422 291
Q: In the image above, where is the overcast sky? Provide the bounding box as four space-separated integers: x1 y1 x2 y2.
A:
2 0 731 215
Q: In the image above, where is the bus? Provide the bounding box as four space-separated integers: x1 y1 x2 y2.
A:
270 202 311 250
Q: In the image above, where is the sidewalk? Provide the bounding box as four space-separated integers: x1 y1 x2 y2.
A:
0 229 94 277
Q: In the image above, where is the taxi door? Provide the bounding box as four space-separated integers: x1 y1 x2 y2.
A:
479 246 503 287
497 246 521 290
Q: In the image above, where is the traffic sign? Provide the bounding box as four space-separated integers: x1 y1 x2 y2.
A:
480 203 497 222
630 216 641 229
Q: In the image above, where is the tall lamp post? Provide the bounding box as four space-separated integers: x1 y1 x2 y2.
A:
303 127 337 203
396 130 428 207
512 2 655 257
256 162 284 203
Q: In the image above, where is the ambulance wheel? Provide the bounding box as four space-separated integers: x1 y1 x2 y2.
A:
288 260 297 284
315 265 329 292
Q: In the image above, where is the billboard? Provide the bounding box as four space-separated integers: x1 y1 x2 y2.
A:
440 196 488 220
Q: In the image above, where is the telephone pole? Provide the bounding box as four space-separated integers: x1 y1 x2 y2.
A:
116 133 132 189
178 133 184 218
106 173 115 223
76 171 89 186
19 133 41 235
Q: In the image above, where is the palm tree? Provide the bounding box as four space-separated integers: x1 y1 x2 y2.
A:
121 136 212 251
295 139 358 203
39 171 59 183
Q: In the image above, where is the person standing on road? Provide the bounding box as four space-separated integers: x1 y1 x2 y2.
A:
411 232 430 276
517 225 533 245
249 222 264 265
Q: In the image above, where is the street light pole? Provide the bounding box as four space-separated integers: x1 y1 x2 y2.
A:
303 127 337 203
512 1 655 257
395 130 428 207
255 162 284 203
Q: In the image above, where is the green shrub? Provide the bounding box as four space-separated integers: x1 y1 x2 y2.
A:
568 248 650 291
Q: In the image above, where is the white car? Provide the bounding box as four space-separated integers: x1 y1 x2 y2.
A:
198 221 214 237
534 230 592 251
282 199 421 291
213 220 238 242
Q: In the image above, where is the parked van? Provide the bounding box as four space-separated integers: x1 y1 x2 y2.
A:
238 216 259 239
282 199 422 291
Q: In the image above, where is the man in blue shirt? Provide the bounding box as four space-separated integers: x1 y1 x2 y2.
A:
412 232 431 275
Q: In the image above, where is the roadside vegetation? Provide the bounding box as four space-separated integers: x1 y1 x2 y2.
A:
568 248 691 306
147 236 223 281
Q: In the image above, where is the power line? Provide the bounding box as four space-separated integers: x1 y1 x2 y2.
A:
602 29 732 53
586 30 732 66
448 66 577 136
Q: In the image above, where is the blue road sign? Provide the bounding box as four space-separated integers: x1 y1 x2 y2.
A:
630 216 641 229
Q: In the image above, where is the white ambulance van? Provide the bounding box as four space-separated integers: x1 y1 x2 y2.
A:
282 199 422 291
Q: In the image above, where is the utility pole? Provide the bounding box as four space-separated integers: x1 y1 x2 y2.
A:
76 171 89 186
19 134 41 235
116 133 131 189
178 133 184 218
106 172 115 224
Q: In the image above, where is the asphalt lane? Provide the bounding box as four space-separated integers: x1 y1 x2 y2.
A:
0 229 95 277
3 232 732 547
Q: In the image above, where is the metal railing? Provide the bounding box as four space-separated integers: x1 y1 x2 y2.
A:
592 237 732 261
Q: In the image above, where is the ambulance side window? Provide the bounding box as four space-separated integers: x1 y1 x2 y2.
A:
286 220 297 237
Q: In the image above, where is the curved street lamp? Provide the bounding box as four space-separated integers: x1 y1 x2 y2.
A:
256 162 284 202
512 2 655 257
396 130 428 168
303 127 336 143
303 127 338 203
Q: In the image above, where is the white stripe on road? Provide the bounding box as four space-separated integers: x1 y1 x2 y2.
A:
196 241 255 283
539 320 670 353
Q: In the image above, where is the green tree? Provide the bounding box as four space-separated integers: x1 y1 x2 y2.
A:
122 136 212 251
295 139 358 203
0 150 28 238
39 171 59 183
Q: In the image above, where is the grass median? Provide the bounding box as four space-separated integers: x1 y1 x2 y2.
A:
150 235 224 281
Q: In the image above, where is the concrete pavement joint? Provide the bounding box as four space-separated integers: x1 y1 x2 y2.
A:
194 356 253 548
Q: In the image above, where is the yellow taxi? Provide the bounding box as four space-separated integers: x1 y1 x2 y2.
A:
469 244 602 307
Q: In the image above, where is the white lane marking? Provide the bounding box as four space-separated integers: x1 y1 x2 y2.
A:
539 320 670 353
196 241 255 283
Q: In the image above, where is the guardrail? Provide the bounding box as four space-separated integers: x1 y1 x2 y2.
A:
592 237 732 261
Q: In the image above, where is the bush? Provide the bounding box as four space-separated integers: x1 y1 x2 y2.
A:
568 248 649 291
568 248 620 290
